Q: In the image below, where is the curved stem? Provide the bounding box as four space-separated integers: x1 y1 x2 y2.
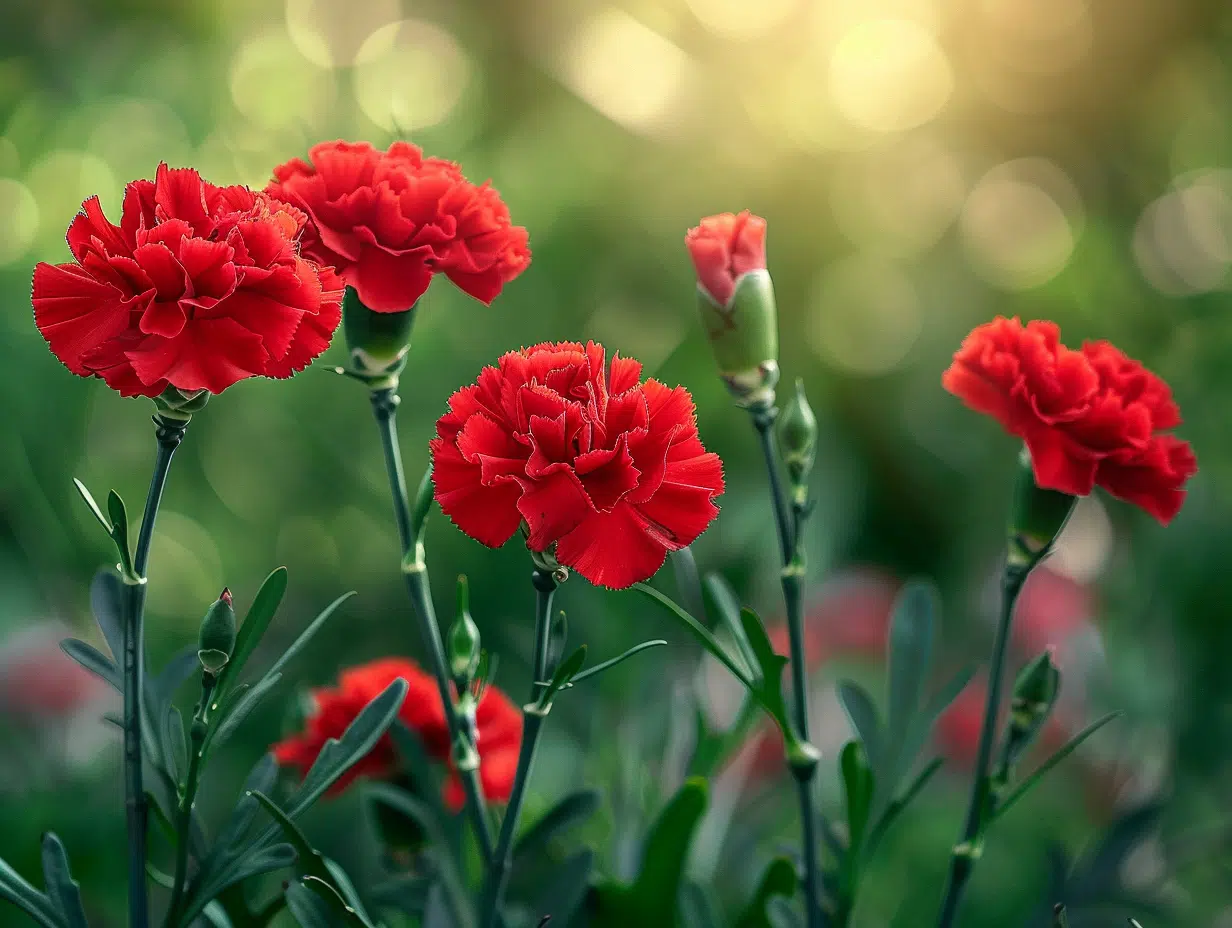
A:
166 673 214 928
369 388 494 863
479 569 557 928
750 406 823 928
935 562 1030 928
125 415 187 928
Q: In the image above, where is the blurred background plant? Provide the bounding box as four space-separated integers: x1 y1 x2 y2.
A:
1 0 1230 924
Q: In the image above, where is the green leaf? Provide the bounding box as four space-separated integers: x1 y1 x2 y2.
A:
736 857 798 928
894 665 975 795
631 778 709 916
840 741 874 860
60 638 120 691
866 757 944 857
410 467 434 549
670 547 706 626
187 845 298 928
146 862 176 890
513 789 602 866
740 607 792 732
571 641 667 685
152 647 201 711
0 855 57 928
214 754 278 854
284 880 336 928
209 673 284 751
264 591 357 685
836 681 882 777
536 645 587 709
886 582 937 780
165 706 187 785
995 713 1121 820
533 848 593 924
201 901 235 928
681 882 722 928
634 582 754 690
547 609 569 679
702 573 758 680
216 567 288 697
106 490 133 576
365 784 453 862
765 896 803 928
301 877 373 928
73 478 112 533
88 570 125 666
41 833 88 928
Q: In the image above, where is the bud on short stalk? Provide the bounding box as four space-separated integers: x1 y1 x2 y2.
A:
449 576 482 687
1008 448 1077 567
197 588 236 674
342 286 418 382
778 378 818 507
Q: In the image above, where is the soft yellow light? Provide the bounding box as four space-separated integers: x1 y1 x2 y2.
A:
25 151 116 245
559 9 691 132
145 512 223 620
684 0 799 39
353 20 471 132
285 0 400 69
960 160 1080 290
229 31 336 131
808 254 922 375
829 18 953 133
87 99 191 183
0 179 38 266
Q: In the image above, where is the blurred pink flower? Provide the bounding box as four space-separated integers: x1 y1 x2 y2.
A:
1012 567 1095 658
0 623 109 720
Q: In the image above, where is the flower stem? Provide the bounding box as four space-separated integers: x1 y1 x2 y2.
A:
750 405 823 928
479 569 557 928
124 415 187 928
935 560 1031 928
166 672 214 928
368 387 494 863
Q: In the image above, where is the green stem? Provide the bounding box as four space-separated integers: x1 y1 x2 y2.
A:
126 415 187 928
166 672 215 928
479 569 556 928
368 387 494 863
750 406 823 928
935 561 1030 928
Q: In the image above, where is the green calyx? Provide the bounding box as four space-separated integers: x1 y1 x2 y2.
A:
696 269 779 408
197 588 237 673
778 378 817 499
153 385 210 420
449 576 482 685
342 286 418 380
1010 649 1061 728
1008 448 1078 566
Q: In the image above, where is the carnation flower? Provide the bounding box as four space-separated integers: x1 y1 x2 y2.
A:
31 164 343 397
942 316 1197 524
267 140 530 313
685 211 767 308
431 341 725 589
273 657 521 806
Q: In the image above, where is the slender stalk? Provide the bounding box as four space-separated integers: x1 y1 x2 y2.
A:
166 672 215 927
368 387 494 862
124 415 187 928
479 569 557 928
935 561 1030 928
750 405 824 928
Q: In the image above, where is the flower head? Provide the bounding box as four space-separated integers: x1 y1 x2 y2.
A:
31 164 343 397
267 140 531 313
273 657 521 806
685 211 767 308
431 341 725 589
942 317 1197 524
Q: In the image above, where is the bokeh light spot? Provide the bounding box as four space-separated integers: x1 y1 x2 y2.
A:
25 151 117 246
285 0 400 69
1133 171 1232 296
829 19 953 133
960 159 1081 290
558 9 691 132
808 255 922 375
1052 495 1113 584
684 0 799 39
145 512 224 621
353 20 471 132
87 99 192 184
0 179 39 265
230 31 336 131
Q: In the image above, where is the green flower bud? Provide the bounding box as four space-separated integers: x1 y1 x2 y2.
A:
448 576 481 685
1010 647 1061 731
197 587 236 674
696 270 780 408
778 378 817 504
342 286 418 381
1008 448 1077 566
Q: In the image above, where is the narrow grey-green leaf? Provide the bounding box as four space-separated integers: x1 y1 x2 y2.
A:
284 880 336 928
165 706 187 785
671 547 706 626
840 741 874 858
538 645 587 708
152 647 200 711
887 581 936 749
765 896 804 928
73 479 112 533
0 856 57 928
106 490 133 575
41 833 88 928
513 789 602 866
535 848 593 924
264 592 356 684
209 673 284 751
388 722 448 825
88 570 125 666
633 582 755 690
703 573 758 680
995 712 1121 820
740 607 792 733
570 640 667 685
61 638 120 691
836 680 883 777
632 778 708 913
217 567 288 698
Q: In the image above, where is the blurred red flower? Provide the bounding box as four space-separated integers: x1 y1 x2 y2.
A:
273 657 521 807
31 164 343 397
267 140 530 312
684 211 767 307
1012 566 1094 657
942 316 1196 523
0 626 109 719
431 341 724 588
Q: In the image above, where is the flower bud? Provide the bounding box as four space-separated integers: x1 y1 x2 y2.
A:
1010 647 1060 731
686 212 779 408
778 378 817 505
342 286 418 378
197 588 236 674
1008 448 1077 566
448 576 481 685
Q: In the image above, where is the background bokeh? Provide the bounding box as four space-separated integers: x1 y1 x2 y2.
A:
1 0 1230 924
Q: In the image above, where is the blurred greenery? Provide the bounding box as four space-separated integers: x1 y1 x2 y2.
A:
2 0 1231 925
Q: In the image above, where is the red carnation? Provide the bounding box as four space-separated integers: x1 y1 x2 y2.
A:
684 211 767 307
942 316 1197 524
431 341 725 589
31 164 343 397
273 657 521 806
266 140 530 312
